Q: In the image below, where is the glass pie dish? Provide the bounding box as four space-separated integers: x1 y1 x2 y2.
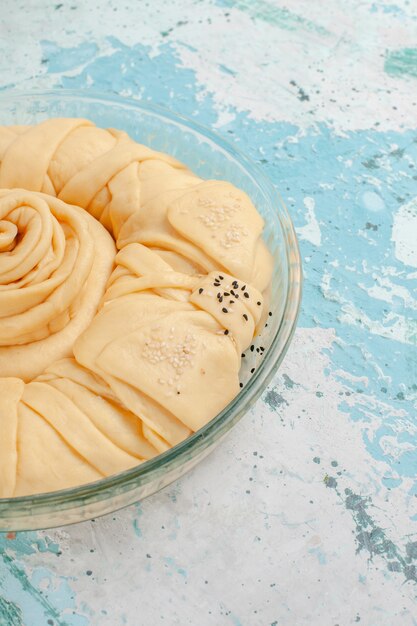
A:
0 90 302 531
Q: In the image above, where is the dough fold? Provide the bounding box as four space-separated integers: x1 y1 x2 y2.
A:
0 118 274 497
0 120 273 289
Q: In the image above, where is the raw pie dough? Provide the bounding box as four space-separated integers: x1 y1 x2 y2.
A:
0 118 273 497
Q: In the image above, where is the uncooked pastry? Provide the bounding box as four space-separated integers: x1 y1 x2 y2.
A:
0 118 273 497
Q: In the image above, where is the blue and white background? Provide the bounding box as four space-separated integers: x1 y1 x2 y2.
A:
1 1 417 624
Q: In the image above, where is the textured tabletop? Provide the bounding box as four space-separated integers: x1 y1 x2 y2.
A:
1 1 417 624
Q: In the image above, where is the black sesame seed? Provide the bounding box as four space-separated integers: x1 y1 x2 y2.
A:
269 311 272 317
265 323 268 327
257 301 261 306
214 282 220 287
217 292 221 298
222 307 228 313
260 346 265 352
219 275 224 280
224 292 230 296
241 285 246 291
250 368 255 374
244 292 249 299
199 288 203 294
224 329 229 335
232 281 238 288
219 296 223 303
241 353 245 358
243 313 248 321
256 348 260 353
239 382 243 388
250 345 254 352
229 300 234 305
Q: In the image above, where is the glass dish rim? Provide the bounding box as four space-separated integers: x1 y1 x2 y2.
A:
0 88 302 512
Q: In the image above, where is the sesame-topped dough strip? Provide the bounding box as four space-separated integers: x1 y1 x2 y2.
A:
167 181 266 284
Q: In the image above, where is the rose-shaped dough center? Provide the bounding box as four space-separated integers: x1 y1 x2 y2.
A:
0 189 115 381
